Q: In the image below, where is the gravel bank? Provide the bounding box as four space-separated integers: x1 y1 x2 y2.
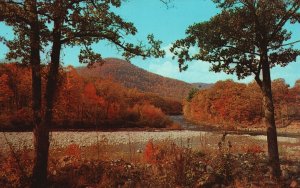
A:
1 130 299 153
0 131 213 151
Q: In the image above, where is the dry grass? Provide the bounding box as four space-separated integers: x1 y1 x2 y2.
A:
0 136 300 187
0 134 299 187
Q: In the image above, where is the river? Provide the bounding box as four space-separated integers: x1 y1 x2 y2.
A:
0 116 299 159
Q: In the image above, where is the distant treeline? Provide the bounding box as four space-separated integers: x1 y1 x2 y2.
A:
0 63 181 130
184 79 300 128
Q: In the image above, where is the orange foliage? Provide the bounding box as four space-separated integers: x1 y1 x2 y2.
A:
84 83 97 101
77 58 193 100
184 79 299 128
0 63 176 129
140 103 165 121
64 144 81 158
241 145 264 154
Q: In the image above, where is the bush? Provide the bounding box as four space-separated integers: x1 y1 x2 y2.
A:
139 104 172 128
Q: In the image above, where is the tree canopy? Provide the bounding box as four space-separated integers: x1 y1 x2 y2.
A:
0 0 165 65
171 0 300 179
171 0 300 81
0 1 165 186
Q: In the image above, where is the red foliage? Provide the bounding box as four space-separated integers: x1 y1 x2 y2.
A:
140 104 165 121
84 83 98 101
0 74 13 102
64 144 81 158
242 145 264 154
144 140 158 164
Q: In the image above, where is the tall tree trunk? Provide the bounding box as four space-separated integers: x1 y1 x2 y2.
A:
260 50 281 179
42 4 63 185
29 1 48 187
31 1 64 186
45 0 63 119
45 22 61 129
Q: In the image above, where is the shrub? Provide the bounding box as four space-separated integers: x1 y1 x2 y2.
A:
144 139 158 164
140 104 172 128
64 144 81 159
242 144 264 154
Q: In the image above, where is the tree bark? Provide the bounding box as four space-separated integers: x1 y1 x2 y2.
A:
41 3 63 185
44 23 61 129
45 14 62 118
260 49 281 179
29 1 49 187
31 0 64 186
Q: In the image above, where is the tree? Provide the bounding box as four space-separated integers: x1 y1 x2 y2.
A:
1 1 44 186
186 87 199 102
171 0 300 178
0 0 164 187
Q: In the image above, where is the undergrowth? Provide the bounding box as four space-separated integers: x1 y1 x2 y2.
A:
0 135 299 187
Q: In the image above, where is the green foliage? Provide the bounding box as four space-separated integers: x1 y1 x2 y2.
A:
171 1 300 178
171 0 300 80
0 0 165 65
186 87 199 102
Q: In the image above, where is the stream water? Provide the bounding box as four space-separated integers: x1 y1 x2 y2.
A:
169 115 300 143
0 116 299 158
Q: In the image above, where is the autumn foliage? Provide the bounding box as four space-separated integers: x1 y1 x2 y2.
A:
144 139 157 163
0 63 178 130
184 79 300 128
77 58 194 101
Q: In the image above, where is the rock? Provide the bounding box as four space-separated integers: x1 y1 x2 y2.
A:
290 180 298 188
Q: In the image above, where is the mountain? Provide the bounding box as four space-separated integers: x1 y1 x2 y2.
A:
77 58 196 101
191 83 214 90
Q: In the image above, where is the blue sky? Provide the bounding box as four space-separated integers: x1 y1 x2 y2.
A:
0 0 299 86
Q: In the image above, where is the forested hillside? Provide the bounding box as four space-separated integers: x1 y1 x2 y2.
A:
0 63 181 130
184 79 300 129
77 58 196 101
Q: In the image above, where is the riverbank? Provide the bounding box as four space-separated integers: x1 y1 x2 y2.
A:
0 131 299 187
169 116 300 138
1 130 299 157
1 119 300 187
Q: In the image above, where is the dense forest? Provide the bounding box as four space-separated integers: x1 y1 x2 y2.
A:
184 79 300 128
77 58 196 101
0 63 181 130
